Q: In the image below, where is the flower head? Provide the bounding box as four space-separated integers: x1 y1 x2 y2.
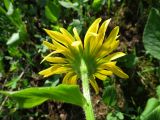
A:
39 18 128 94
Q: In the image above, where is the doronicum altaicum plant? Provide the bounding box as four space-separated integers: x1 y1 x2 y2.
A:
0 18 128 120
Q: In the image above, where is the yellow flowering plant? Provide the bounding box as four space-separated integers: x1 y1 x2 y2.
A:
39 18 128 119
39 18 128 93
0 18 128 120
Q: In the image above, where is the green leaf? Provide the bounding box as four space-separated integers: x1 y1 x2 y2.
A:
45 1 60 22
141 105 160 120
6 1 14 15
3 0 11 10
68 19 82 33
1 1 28 46
143 8 160 60
7 32 19 45
3 1 22 27
0 84 86 108
107 112 123 120
0 6 6 14
5 76 20 89
140 97 160 120
7 26 28 46
44 75 60 87
9 8 24 27
102 85 117 106
118 53 137 68
8 46 22 57
58 1 78 9
156 85 160 100
92 0 103 11
116 112 124 120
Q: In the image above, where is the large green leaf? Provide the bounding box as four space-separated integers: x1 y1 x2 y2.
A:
140 97 160 120
143 8 160 60
0 84 86 108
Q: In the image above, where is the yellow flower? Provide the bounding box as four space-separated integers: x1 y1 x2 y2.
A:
39 18 129 94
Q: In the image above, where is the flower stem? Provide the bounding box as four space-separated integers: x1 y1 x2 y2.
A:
80 59 95 120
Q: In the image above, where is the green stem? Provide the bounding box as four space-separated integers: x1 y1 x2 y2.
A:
80 59 95 120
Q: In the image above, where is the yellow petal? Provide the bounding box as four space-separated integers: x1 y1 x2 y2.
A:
39 65 70 78
84 35 94 56
98 18 111 42
44 29 72 46
60 28 75 42
69 75 78 85
53 40 67 51
94 19 111 53
96 46 111 59
109 52 125 61
90 78 99 94
110 40 119 52
70 41 81 52
97 26 120 58
104 63 129 79
84 18 101 49
90 19 111 55
103 52 126 62
96 39 120 59
89 33 99 54
62 72 75 84
53 40 72 58
71 41 81 47
43 41 56 50
99 40 120 58
54 67 70 74
73 27 83 48
94 73 108 80
105 26 119 44
73 27 81 42
51 31 71 46
98 70 113 76
39 66 53 75
99 62 117 69
41 51 60 63
97 52 125 65
39 65 59 77
44 57 67 63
